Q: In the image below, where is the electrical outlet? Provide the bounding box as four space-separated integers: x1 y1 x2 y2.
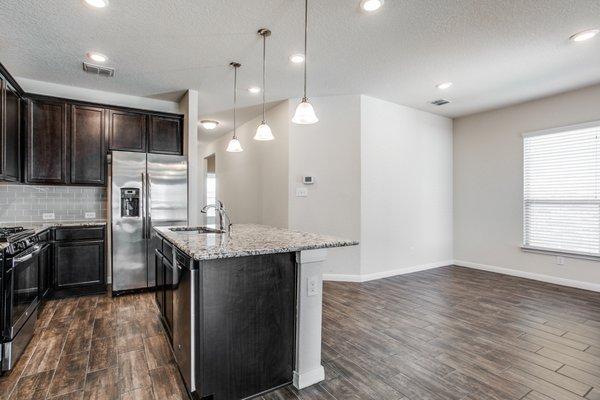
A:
85 212 96 219
556 256 565 265
42 213 55 220
296 188 308 197
307 275 320 297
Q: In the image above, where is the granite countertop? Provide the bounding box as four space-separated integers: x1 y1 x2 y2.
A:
155 224 358 261
0 220 107 251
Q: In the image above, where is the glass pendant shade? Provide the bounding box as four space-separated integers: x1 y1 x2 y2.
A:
292 99 318 124
254 122 274 141
226 138 243 153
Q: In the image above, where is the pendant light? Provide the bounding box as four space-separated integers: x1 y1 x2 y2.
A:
292 0 318 124
254 28 275 141
226 62 244 153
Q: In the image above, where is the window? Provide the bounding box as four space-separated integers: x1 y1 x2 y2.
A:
206 172 216 223
523 122 600 256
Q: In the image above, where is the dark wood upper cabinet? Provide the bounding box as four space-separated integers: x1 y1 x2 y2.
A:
0 77 21 182
148 115 183 155
3 83 21 182
70 105 106 185
109 109 147 152
26 98 68 184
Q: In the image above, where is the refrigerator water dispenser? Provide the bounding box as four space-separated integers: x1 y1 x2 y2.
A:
120 188 140 217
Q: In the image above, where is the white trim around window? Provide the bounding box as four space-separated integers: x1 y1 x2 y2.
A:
522 120 600 258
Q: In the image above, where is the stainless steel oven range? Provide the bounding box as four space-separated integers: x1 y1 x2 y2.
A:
0 227 45 373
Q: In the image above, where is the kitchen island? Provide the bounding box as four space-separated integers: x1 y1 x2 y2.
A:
154 224 357 400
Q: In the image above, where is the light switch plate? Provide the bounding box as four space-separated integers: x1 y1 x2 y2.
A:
42 213 55 220
85 212 96 219
307 275 319 297
296 188 308 197
556 256 565 265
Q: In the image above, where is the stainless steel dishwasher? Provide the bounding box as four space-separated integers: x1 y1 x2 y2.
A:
172 250 196 392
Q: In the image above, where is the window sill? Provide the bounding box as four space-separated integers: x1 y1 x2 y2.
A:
521 246 600 261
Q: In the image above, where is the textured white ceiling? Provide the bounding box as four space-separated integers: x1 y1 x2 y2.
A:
1 0 599 134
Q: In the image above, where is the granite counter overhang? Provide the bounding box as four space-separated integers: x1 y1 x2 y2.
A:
154 224 358 261
0 220 107 251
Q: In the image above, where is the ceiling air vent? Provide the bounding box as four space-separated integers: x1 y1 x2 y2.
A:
430 99 450 106
82 62 115 77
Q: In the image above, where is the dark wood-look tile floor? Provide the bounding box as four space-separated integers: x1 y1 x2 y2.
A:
0 292 187 400
3 266 600 400
265 266 600 400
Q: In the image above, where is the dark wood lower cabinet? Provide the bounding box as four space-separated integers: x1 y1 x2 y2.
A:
155 239 297 400
38 242 52 299
199 253 297 400
51 226 106 298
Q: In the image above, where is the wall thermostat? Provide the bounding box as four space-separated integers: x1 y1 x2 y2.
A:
303 176 315 185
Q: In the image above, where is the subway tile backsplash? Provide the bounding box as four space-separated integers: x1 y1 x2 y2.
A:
0 183 107 223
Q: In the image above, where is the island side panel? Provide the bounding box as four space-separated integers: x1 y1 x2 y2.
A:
294 248 328 389
199 253 297 400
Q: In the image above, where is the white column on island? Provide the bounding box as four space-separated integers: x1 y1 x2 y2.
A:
179 89 201 226
294 248 328 389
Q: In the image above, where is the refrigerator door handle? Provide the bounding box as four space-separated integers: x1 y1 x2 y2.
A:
141 172 146 239
146 172 152 239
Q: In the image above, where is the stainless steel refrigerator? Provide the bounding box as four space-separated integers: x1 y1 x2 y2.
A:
111 151 187 292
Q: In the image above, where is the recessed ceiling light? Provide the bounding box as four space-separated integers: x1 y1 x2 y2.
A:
289 54 305 64
570 29 599 42
248 87 261 94
436 82 453 90
83 0 109 8
86 52 108 63
360 0 384 12
199 120 219 130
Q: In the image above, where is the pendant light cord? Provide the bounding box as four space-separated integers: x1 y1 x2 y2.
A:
262 33 267 122
303 0 308 100
233 64 238 139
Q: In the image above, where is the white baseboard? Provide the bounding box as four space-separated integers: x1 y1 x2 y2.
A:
293 366 325 389
453 259 600 293
323 260 453 283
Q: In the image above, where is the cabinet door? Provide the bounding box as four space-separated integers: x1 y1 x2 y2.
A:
38 244 52 299
27 99 68 184
109 109 147 152
148 115 182 155
3 83 21 182
70 105 106 185
201 253 296 399
155 250 165 316
54 240 105 290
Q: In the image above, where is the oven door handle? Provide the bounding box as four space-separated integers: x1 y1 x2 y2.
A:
12 244 42 264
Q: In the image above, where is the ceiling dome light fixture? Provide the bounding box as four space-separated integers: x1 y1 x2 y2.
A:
570 29 599 42
248 86 261 94
83 0 109 8
200 120 219 130
254 28 275 141
436 82 453 90
226 62 244 153
292 0 318 125
87 52 108 63
289 54 305 64
360 0 384 13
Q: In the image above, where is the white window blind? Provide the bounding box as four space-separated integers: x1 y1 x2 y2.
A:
523 123 600 256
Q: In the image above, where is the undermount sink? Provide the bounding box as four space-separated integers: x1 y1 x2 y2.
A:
169 226 225 234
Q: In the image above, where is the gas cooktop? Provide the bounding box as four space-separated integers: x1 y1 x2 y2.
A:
0 226 35 243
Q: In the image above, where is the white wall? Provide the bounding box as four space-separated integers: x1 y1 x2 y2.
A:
179 90 200 225
454 83 600 288
288 96 363 276
17 77 179 113
199 101 290 228
360 96 453 278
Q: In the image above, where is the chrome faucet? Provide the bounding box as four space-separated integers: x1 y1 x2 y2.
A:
201 201 232 234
